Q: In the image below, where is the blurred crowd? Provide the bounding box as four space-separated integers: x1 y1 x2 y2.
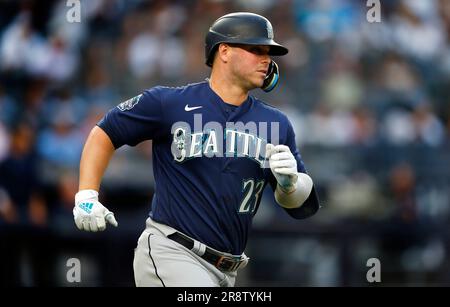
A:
1 0 450 286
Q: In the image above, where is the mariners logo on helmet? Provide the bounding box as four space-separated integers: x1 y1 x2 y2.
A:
267 25 274 39
118 94 143 111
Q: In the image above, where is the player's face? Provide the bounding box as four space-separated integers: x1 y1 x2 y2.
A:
227 44 271 90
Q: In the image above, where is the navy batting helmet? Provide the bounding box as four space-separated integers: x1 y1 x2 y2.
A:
205 12 289 67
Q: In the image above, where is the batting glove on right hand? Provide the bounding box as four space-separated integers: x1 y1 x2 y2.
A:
73 190 118 232
266 144 298 193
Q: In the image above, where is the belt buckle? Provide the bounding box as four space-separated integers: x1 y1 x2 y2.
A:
215 255 242 272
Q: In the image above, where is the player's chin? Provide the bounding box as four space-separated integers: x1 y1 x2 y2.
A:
252 76 265 88
244 75 264 90
248 82 263 91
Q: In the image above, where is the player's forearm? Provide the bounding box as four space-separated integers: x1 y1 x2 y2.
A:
274 173 313 209
79 126 115 191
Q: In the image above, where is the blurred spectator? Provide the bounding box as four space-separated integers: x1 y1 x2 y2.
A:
327 170 386 220
382 104 445 146
126 31 186 80
0 186 16 223
125 2 187 81
0 122 46 226
321 48 364 111
0 12 38 72
304 103 355 146
47 0 88 49
50 171 79 232
293 0 359 43
380 162 447 281
376 53 421 102
378 162 420 271
83 63 118 107
382 109 416 145
350 107 377 145
36 106 84 169
411 104 445 146
388 162 417 223
22 79 48 129
390 0 444 62
42 86 87 127
35 34 79 83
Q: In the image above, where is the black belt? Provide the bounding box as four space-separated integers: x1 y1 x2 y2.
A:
167 232 244 272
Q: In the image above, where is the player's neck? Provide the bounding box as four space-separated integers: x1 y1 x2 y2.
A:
208 73 248 106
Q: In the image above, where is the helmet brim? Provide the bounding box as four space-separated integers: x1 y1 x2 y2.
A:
229 38 288 56
205 32 289 66
268 44 289 56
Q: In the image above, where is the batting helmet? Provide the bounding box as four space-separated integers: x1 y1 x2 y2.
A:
205 12 289 67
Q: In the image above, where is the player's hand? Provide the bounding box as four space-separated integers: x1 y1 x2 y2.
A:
266 144 298 193
73 189 118 232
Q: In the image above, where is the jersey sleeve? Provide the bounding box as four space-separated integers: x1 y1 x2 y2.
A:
97 87 165 148
268 116 320 219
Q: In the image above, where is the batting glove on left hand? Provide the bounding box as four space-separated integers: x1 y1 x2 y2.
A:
73 190 118 232
266 144 298 193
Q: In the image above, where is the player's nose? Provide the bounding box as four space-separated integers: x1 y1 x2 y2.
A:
260 54 270 65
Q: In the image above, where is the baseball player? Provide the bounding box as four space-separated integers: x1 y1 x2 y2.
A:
73 12 319 287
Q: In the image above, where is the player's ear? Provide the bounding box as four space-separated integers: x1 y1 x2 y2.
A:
217 43 231 64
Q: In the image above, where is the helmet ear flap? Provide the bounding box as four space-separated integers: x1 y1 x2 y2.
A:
261 60 280 92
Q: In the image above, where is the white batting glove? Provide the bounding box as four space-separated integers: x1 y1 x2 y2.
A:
73 190 118 232
266 144 298 193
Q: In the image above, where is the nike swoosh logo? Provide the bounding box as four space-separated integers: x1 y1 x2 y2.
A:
185 104 203 112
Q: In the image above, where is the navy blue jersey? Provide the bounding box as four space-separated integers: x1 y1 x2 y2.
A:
98 81 318 255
